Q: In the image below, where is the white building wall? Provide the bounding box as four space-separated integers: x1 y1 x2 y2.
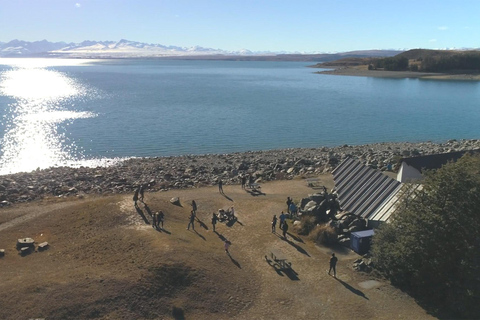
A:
397 162 423 182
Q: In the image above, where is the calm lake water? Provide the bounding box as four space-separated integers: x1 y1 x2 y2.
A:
0 58 479 174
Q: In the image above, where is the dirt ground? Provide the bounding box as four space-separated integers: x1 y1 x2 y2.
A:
0 175 435 320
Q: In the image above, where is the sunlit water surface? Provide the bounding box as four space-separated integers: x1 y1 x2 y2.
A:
0 59 125 174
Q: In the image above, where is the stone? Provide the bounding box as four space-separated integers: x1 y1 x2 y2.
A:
0 249 4 257
38 242 49 251
170 197 180 205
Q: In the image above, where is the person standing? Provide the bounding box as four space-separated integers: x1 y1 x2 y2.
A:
152 211 157 229
157 210 164 229
191 200 197 214
248 175 254 188
187 210 195 230
218 179 223 193
271 215 277 233
211 212 218 232
224 240 231 254
133 189 139 206
282 220 289 239
286 197 292 214
279 211 286 229
329 253 338 277
241 175 246 189
139 185 145 202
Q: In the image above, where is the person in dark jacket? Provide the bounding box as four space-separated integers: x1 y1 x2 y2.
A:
271 215 277 233
187 210 195 230
282 221 288 239
329 253 338 277
211 212 218 232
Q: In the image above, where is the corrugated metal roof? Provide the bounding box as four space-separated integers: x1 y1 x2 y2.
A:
332 158 405 223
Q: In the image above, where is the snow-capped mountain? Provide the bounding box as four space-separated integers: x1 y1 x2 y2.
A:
0 39 269 58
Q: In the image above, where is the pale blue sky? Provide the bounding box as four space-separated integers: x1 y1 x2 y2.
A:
0 0 478 52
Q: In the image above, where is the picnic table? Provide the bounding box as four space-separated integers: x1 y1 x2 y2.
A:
270 249 291 270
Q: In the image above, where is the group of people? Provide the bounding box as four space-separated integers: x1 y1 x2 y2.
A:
152 210 165 230
240 174 256 189
133 184 146 206
271 212 289 239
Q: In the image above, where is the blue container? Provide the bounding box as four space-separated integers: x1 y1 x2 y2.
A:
350 229 375 254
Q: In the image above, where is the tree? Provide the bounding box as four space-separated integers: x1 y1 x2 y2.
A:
371 154 480 318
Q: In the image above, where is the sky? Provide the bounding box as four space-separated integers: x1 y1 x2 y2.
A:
0 0 479 53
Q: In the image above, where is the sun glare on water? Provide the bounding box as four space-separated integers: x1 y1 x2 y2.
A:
0 58 116 175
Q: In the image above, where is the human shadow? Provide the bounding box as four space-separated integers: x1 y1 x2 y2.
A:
264 255 285 276
287 232 304 243
197 219 209 230
134 204 150 224
334 277 369 300
214 231 227 242
194 229 206 241
274 233 310 257
143 204 153 217
228 253 241 269
155 227 171 235
246 189 266 196
222 193 234 202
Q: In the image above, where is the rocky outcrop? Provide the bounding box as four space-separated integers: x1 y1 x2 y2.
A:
1 139 479 205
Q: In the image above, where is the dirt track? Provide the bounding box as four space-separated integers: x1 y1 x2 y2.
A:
0 176 435 319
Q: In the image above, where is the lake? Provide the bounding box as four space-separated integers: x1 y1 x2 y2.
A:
0 58 479 174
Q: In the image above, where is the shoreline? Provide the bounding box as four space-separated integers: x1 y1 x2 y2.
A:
1 139 479 205
315 66 480 80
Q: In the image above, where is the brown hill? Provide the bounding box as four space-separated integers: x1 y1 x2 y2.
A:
0 178 434 320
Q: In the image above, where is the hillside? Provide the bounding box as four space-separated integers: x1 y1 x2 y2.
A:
0 178 435 319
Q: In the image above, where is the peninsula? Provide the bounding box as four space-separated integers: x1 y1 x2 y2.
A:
311 49 480 80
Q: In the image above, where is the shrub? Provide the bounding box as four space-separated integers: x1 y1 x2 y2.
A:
309 224 338 245
295 216 316 235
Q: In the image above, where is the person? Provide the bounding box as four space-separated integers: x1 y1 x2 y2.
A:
282 220 289 239
329 253 338 277
152 211 157 229
289 202 298 218
279 211 286 229
241 175 247 189
191 200 197 214
230 206 235 220
286 197 292 214
248 175 254 188
139 185 145 202
187 210 195 230
218 179 223 193
157 210 164 229
133 189 139 206
271 214 277 233
224 240 231 254
211 212 218 232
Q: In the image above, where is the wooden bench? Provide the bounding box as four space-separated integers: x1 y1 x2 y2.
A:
270 249 292 270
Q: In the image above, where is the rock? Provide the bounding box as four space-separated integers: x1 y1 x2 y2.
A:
38 242 49 251
0 249 4 257
170 197 180 205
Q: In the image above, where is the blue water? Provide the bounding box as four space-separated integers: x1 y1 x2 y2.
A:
1 59 480 173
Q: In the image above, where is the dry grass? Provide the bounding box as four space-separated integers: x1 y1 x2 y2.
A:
308 224 338 246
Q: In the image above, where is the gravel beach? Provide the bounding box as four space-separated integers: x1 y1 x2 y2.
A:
1 139 479 205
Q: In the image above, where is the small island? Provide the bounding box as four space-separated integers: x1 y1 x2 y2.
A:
311 49 480 80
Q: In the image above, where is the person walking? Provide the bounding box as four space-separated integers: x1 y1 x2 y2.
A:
282 220 289 239
133 189 139 206
211 212 218 232
218 179 223 193
279 211 286 229
187 210 195 230
157 210 164 229
271 214 277 233
191 200 197 214
241 175 246 189
224 240 231 254
152 211 157 229
139 185 145 202
329 253 338 277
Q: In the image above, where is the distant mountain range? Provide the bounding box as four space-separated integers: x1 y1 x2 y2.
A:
0 39 403 61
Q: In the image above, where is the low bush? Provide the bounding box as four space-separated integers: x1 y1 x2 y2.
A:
309 224 338 245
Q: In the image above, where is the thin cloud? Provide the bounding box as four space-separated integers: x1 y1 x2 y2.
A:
438 26 448 30
75 3 81 8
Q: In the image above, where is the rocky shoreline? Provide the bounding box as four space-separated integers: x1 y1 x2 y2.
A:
1 139 479 206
